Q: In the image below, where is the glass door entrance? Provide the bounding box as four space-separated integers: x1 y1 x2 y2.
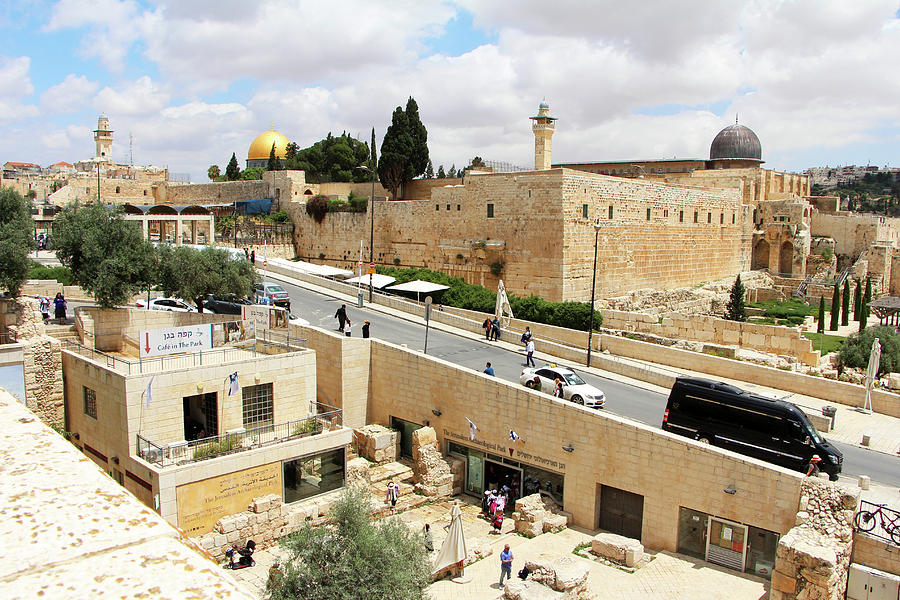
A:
706 517 747 571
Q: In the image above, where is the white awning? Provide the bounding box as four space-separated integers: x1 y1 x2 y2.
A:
345 273 396 288
384 280 450 294
269 258 353 278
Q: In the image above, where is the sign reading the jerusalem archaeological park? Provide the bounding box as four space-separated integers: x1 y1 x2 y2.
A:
139 324 214 358
176 462 282 536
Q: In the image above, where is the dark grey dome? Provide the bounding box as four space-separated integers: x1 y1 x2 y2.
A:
710 123 762 161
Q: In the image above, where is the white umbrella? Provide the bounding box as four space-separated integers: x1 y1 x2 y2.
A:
494 279 514 328
863 337 881 413
345 273 396 288
432 501 468 578
384 280 450 302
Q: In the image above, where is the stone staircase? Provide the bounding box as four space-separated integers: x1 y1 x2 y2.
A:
43 324 78 342
367 459 433 516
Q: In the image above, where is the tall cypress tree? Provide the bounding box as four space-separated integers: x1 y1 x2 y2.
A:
267 141 281 171
859 278 872 332
725 274 746 321
841 279 850 326
378 107 412 200
829 281 840 331
425 160 434 179
817 296 825 334
405 97 429 179
225 152 241 181
853 280 862 321
370 127 377 172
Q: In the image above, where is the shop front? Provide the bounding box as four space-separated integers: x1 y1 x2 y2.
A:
677 506 779 579
447 440 565 509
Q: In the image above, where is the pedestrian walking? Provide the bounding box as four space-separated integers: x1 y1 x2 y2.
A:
38 295 51 321
424 523 434 552
499 544 514 587
362 320 370 338
250 250 255 264
335 304 348 333
386 481 399 511
520 327 532 344
243 247 249 260
525 338 536 367
491 317 501 341
482 489 492 516
491 511 504 534
53 292 67 324
483 317 492 340
483 362 495 376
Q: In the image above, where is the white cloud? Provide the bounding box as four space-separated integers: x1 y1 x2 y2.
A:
94 76 170 116
0 55 38 123
41 74 99 113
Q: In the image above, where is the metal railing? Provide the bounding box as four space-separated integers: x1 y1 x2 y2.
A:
61 330 307 375
854 500 900 546
136 403 342 467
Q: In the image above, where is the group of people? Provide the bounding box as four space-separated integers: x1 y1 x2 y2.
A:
482 317 502 341
242 248 256 264
334 304 371 338
482 487 511 534
36 293 67 324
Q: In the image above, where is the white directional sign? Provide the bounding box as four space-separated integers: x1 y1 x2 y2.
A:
140 324 214 358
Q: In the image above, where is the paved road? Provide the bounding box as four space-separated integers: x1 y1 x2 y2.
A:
274 277 900 487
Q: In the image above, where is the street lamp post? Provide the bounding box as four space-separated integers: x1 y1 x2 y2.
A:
369 152 375 304
587 220 601 368
95 158 102 203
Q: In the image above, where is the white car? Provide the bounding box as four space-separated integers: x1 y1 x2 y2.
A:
520 365 605 409
136 297 197 312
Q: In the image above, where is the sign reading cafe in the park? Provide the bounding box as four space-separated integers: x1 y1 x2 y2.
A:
139 324 214 358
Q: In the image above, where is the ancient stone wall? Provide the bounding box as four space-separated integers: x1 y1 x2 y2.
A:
770 478 859 600
0 298 63 429
811 212 900 259
288 169 746 302
401 177 462 199
194 494 287 561
410 426 453 497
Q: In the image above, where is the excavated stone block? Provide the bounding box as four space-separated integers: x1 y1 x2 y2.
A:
591 532 644 565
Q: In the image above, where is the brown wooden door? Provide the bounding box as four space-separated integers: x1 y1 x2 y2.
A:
599 484 644 540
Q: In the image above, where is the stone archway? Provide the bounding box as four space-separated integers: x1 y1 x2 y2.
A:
752 239 770 271
779 241 794 275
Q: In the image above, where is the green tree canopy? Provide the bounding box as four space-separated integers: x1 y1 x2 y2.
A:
424 159 434 179
377 97 430 200
405 97 429 179
839 326 900 376
267 141 283 171
841 279 850 326
0 188 36 296
156 245 256 311
829 281 841 331
284 132 371 183
207 165 220 181
267 487 429 600
725 274 747 322
53 203 156 308
241 167 265 180
436 165 446 178
817 296 825 334
225 153 241 180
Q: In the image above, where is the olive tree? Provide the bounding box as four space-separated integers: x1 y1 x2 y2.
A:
156 245 256 311
0 188 36 296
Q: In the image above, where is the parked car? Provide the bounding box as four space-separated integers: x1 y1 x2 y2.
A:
135 297 197 312
202 293 252 315
519 365 605 408
254 282 290 310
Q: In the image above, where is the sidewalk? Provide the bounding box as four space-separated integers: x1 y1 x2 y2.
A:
233 497 771 600
268 269 900 463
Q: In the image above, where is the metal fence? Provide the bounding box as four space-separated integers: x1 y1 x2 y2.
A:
136 403 342 468
854 500 900 545
61 328 307 375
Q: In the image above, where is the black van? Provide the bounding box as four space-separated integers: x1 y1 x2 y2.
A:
661 377 842 480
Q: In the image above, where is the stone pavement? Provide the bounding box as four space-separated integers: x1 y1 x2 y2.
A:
232 496 770 600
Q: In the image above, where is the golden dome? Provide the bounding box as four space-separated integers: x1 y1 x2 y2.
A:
247 129 290 161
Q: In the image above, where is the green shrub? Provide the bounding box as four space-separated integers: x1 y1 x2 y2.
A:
327 199 350 212
192 435 241 460
267 210 291 223
489 261 504 276
305 195 328 223
291 419 322 437
28 263 74 285
347 192 368 213
838 326 900 374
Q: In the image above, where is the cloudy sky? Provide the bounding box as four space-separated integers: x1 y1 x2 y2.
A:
1 0 898 182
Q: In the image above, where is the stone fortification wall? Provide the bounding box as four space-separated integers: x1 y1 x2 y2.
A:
288 168 748 302
770 478 859 600
811 212 900 258
365 339 804 549
49 177 271 208
559 170 744 301
161 180 269 206
401 177 462 199
0 298 63 428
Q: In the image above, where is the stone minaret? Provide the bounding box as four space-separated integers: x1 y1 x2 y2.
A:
530 101 557 170
94 114 113 160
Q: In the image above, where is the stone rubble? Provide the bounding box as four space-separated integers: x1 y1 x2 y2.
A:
590 532 645 568
411 426 454 498
511 494 570 537
353 423 399 463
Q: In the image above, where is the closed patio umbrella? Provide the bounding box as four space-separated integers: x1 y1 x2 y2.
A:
432 501 468 580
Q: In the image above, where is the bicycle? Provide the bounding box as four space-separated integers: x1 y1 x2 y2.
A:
854 503 900 544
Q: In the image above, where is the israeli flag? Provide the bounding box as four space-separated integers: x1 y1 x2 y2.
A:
144 376 154 408
227 372 240 396
509 430 520 442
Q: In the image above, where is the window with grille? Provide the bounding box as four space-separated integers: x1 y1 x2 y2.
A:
487 204 494 218
242 383 274 429
583 204 588 218
83 387 97 419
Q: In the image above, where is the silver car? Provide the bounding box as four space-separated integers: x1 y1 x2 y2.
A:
519 365 605 408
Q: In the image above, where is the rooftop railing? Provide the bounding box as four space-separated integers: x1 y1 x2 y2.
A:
61 328 306 375
136 402 342 468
